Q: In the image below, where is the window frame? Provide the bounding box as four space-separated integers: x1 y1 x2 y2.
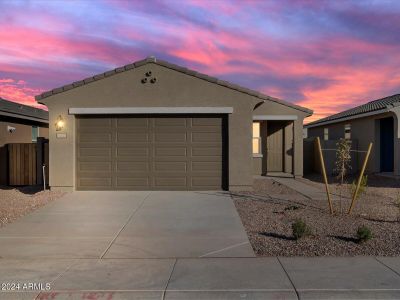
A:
323 128 329 141
31 126 38 142
344 124 351 140
252 122 262 155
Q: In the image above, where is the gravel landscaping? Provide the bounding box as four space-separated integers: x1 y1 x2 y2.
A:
0 186 65 227
233 177 400 256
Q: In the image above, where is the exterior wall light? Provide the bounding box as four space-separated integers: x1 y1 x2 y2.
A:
55 115 65 131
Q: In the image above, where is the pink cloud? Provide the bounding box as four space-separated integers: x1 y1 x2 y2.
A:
0 79 46 109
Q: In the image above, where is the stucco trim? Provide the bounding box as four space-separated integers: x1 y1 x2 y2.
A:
68 107 234 115
305 108 389 128
253 115 298 120
0 111 49 124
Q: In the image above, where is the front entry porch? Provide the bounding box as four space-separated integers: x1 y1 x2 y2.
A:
253 119 295 177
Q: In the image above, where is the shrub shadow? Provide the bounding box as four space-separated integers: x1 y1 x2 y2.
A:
329 235 359 243
260 232 296 241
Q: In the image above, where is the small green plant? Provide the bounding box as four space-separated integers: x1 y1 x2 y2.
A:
285 205 300 211
292 219 311 240
356 225 373 243
350 175 368 200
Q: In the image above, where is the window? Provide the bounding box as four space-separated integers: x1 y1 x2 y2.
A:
323 128 329 141
344 124 351 140
252 122 261 154
303 128 308 138
32 126 38 142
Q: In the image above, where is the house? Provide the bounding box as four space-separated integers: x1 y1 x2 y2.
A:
0 97 49 146
0 98 49 185
305 94 400 175
35 56 312 191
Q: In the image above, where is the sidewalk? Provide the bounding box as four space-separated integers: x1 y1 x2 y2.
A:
1 256 399 299
271 176 338 201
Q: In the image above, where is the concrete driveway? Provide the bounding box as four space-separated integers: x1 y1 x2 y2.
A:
0 191 254 259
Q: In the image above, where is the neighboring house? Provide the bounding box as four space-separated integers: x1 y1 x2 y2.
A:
305 94 400 175
0 97 49 185
35 56 312 191
0 97 49 146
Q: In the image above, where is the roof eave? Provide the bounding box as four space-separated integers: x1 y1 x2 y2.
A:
305 107 389 128
34 57 312 114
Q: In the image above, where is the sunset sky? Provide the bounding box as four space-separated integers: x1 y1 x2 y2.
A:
1 0 400 122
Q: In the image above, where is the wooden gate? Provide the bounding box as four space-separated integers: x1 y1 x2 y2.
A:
8 143 37 185
6 138 49 186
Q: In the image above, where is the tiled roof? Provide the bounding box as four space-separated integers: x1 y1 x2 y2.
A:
306 93 400 127
0 97 48 122
35 56 312 114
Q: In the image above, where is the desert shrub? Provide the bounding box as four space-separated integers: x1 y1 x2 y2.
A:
292 219 311 240
349 175 368 200
357 225 373 243
285 205 300 211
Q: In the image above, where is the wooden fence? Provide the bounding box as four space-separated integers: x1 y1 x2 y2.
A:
1 138 49 186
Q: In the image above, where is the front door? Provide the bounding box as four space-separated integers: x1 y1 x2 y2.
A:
380 117 394 172
266 121 284 172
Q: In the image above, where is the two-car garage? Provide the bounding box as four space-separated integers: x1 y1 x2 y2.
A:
76 115 227 190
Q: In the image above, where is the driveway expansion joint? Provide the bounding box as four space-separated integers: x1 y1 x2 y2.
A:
99 192 152 259
162 258 178 300
199 241 250 257
375 257 400 278
277 257 300 300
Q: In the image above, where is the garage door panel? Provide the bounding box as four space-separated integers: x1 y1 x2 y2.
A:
117 147 148 157
191 126 222 133
192 177 222 187
192 118 221 126
117 118 149 127
155 118 186 126
77 115 226 190
192 161 221 171
154 127 188 134
192 132 221 142
78 157 112 163
116 177 149 187
154 161 187 171
116 162 148 171
192 147 221 156
79 178 112 188
79 133 112 142
155 132 187 142
79 147 111 157
155 177 187 187
117 133 149 142
155 147 187 156
79 162 112 172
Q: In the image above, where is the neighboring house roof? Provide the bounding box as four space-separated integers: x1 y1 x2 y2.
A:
306 93 400 128
0 97 49 124
35 56 312 115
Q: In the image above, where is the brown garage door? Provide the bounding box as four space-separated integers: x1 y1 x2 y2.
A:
76 115 227 190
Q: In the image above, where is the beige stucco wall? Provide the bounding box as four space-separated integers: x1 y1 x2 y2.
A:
0 120 48 147
39 63 310 190
307 112 397 174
